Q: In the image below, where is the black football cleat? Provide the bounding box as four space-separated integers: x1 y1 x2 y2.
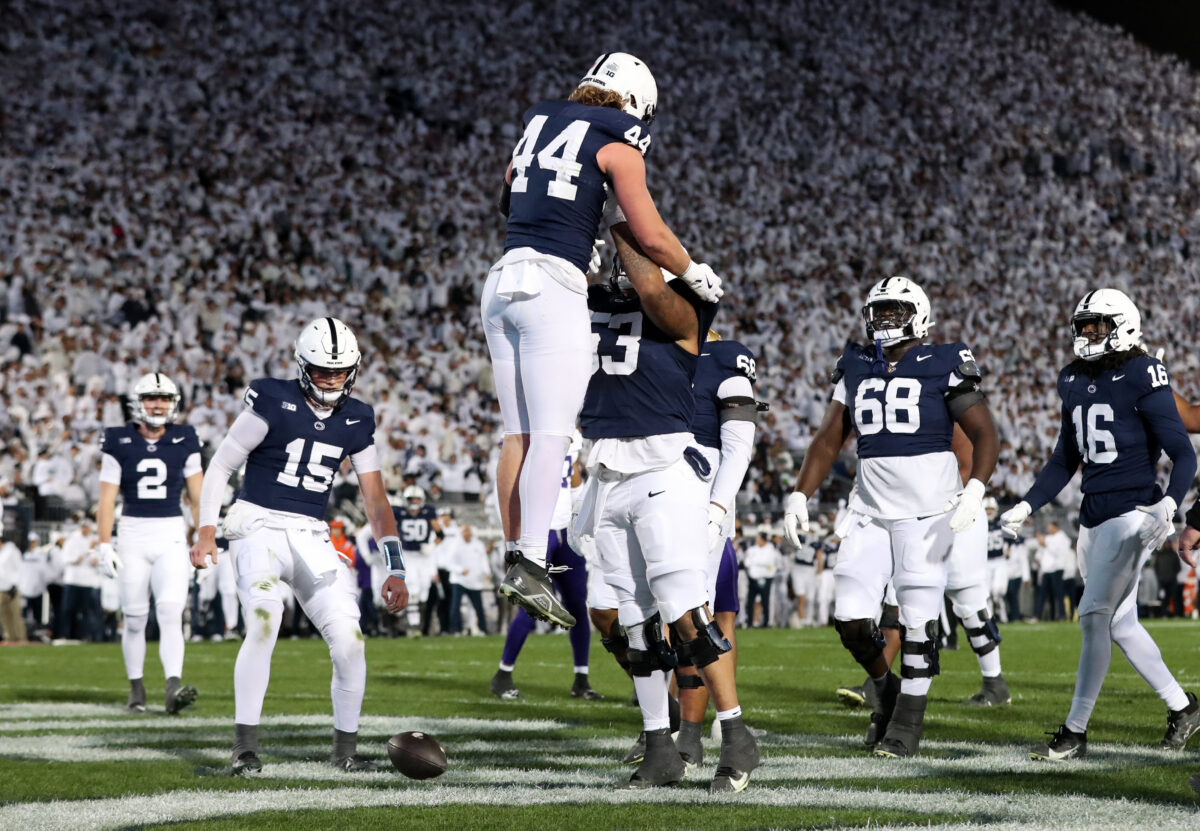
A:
964 674 1011 707
676 720 704 770
165 682 198 715
864 673 900 748
622 731 646 765
624 728 684 789
1030 724 1087 761
1160 692 1200 750
232 751 263 777
874 693 928 758
570 679 604 701
498 552 576 628
490 669 523 701
710 717 759 793
332 754 379 772
836 680 869 709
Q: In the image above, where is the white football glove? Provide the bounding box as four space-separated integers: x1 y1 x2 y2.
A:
945 478 986 534
1136 495 1177 551
97 542 122 580
588 239 605 276
669 261 724 303
707 502 728 552
783 491 810 548
998 501 1032 539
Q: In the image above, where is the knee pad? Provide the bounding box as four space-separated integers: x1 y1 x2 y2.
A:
964 611 1002 657
155 602 184 628
835 617 885 667
624 613 677 677
900 620 941 679
601 631 629 656
879 603 900 632
675 670 705 690
670 606 731 669
123 613 148 636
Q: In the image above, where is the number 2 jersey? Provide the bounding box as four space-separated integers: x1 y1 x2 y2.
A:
504 100 652 274
1023 352 1196 528
100 423 202 518
833 339 981 520
238 378 377 520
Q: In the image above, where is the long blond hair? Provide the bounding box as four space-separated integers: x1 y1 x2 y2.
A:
568 85 627 112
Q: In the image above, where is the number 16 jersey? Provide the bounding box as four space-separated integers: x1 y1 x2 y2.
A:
832 340 979 520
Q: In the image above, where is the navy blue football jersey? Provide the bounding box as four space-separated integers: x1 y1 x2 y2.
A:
581 283 718 440
835 340 978 458
237 378 376 520
986 518 1007 560
821 538 839 569
692 341 758 450
1025 353 1197 527
394 505 438 553
504 100 652 273
102 423 201 518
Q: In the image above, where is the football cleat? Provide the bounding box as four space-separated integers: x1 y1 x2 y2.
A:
622 731 646 765
231 751 263 777
676 721 704 770
864 673 901 748
624 728 684 789
490 670 523 701
124 702 146 715
1029 725 1087 761
964 675 1012 707
710 717 759 794
165 683 198 715
1190 774 1200 795
570 679 604 701
836 681 868 709
874 693 928 758
332 754 379 772
498 553 576 629
1160 692 1200 750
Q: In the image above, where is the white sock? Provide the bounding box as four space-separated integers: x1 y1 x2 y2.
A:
234 601 282 726
1112 611 1189 711
716 706 742 721
121 613 148 680
573 666 588 675
516 433 570 562
156 602 185 679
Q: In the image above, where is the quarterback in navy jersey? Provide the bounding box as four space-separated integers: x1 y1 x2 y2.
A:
97 372 203 715
190 318 408 776
484 52 723 632
999 289 1199 761
572 224 758 793
785 276 999 759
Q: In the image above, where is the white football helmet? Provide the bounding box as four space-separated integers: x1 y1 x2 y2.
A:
578 52 657 123
862 276 932 347
295 317 361 407
983 497 999 513
1071 288 1142 361
132 372 180 427
403 485 425 513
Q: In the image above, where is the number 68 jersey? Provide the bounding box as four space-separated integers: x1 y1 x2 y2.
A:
832 339 981 520
100 423 202 517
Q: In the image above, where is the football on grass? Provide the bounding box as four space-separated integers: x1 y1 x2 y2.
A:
387 731 447 779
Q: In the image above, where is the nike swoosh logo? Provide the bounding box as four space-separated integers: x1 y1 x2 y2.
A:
346 419 361 425
648 490 665 498
1111 374 1124 381
916 355 932 362
172 436 186 443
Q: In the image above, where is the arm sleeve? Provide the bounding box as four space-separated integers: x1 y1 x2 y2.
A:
350 443 381 476
99 453 122 485
1139 387 1198 507
183 452 202 479
710 420 756 511
197 411 269 527
831 378 848 406
1023 410 1080 513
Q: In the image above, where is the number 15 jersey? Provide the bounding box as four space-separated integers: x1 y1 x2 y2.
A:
833 340 980 520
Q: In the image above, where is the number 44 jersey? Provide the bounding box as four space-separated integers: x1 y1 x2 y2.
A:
833 340 981 520
237 378 376 520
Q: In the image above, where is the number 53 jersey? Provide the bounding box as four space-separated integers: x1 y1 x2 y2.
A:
832 340 980 520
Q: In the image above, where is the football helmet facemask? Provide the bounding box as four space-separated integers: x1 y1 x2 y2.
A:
132 372 180 427
403 485 425 513
1071 289 1141 361
862 276 932 347
578 52 657 124
295 317 361 407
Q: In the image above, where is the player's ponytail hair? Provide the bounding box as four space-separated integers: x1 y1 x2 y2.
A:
568 85 627 112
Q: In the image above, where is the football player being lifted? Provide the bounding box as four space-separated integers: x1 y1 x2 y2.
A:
1000 290 1199 761
97 373 203 714
573 225 757 793
190 318 409 776
785 277 999 758
486 52 723 630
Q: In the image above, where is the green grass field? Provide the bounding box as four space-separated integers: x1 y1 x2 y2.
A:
3 620 1200 830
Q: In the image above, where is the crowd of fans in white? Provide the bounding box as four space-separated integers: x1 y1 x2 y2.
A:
2 0 1200 636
